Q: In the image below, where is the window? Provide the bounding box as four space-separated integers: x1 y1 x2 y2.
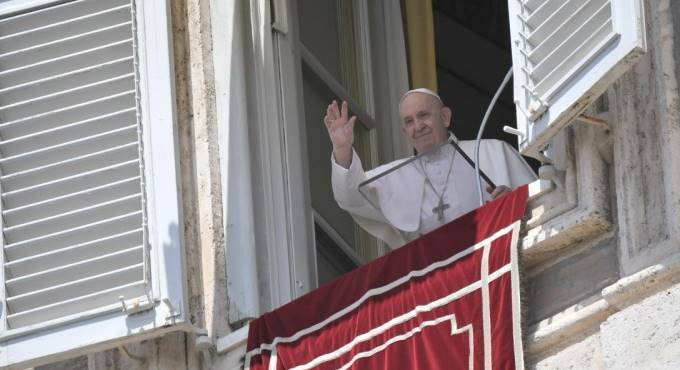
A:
509 0 646 160
297 0 383 280
0 0 186 367
216 0 411 325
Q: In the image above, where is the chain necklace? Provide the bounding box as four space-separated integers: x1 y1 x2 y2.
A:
418 145 457 223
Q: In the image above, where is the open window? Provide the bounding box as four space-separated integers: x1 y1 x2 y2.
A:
0 0 186 367
216 0 411 325
508 0 646 160
297 0 382 284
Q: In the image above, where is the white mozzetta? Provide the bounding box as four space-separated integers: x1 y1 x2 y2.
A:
508 0 647 159
0 0 187 368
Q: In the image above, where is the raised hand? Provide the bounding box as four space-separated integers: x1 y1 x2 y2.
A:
324 100 356 168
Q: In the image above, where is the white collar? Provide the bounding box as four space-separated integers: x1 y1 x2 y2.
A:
419 134 456 163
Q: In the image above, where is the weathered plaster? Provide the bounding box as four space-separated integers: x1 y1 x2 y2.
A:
526 235 618 326
601 285 680 369
529 329 603 370
612 0 680 275
522 122 613 268
179 0 229 342
524 0 680 364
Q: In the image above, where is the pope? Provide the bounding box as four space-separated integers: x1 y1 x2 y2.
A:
324 88 536 248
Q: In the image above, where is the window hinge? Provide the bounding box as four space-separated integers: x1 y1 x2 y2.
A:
162 298 182 324
269 0 288 34
119 295 154 315
527 99 548 121
577 114 610 130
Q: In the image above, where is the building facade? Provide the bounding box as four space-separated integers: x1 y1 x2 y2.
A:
1 0 679 369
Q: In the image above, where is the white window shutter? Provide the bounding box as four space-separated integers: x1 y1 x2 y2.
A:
0 0 187 368
508 0 646 159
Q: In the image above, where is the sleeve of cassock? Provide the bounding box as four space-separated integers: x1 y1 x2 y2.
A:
330 150 406 249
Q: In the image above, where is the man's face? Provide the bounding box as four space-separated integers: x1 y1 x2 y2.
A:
399 93 451 153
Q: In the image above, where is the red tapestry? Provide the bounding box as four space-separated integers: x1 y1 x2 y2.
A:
246 186 528 370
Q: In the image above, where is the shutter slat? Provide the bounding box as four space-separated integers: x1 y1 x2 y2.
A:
522 0 545 13
525 0 572 43
523 0 561 28
526 0 587 48
4 176 141 226
0 74 135 122
1 0 149 332
0 5 131 53
1 143 139 193
5 229 143 279
0 90 135 139
0 22 133 71
533 17 613 97
4 194 142 244
0 108 136 155
0 0 128 32
6 281 146 329
2 159 140 209
0 57 134 105
529 1 611 83
528 0 607 64
0 124 137 165
6 263 144 314
6 246 143 296
0 125 138 173
0 39 133 89
4 211 143 261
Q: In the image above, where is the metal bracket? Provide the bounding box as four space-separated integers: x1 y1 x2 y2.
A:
527 98 548 121
193 327 214 352
503 125 525 140
119 345 146 364
270 0 288 34
577 114 610 129
162 298 181 323
119 295 154 315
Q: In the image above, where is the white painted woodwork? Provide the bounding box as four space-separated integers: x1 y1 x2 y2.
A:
508 0 646 159
0 0 187 367
0 0 145 332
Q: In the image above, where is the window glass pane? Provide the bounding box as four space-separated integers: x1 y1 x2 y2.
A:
297 0 344 84
302 66 357 249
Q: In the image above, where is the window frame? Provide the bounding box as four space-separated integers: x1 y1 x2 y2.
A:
0 0 188 367
215 0 411 324
509 0 647 160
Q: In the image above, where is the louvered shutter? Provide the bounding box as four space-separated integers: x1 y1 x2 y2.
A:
508 0 646 159
0 0 186 367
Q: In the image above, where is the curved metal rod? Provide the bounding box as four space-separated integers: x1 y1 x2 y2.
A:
475 67 513 206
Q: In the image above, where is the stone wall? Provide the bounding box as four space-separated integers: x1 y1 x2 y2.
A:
526 0 680 367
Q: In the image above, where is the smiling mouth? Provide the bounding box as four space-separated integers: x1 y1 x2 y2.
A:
415 131 432 139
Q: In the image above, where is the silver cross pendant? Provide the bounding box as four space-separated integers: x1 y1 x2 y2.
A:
432 198 450 222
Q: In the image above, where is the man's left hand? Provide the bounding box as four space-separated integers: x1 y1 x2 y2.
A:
486 185 511 200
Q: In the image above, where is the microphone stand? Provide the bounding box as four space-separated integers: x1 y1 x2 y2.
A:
474 67 514 207
357 137 497 191
448 139 496 189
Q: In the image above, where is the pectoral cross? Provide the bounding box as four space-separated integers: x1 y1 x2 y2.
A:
432 198 450 222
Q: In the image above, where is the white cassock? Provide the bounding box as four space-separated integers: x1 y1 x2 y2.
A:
331 139 537 249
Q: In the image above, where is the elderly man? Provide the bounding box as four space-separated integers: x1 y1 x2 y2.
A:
325 88 536 249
